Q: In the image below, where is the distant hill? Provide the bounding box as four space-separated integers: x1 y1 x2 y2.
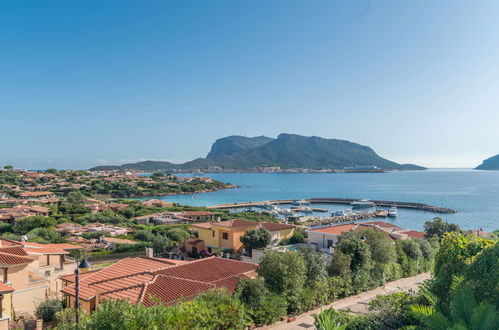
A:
90 133 425 171
475 154 499 170
207 135 274 158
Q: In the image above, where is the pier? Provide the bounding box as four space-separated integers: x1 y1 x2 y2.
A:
207 197 456 214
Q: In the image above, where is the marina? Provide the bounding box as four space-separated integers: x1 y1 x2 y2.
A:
208 197 456 214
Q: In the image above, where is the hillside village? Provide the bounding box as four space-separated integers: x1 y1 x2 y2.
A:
0 167 496 329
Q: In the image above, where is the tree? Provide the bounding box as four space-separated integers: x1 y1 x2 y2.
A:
13 216 57 235
424 217 461 239
66 191 86 204
236 278 268 309
134 230 154 242
328 251 352 278
335 230 374 292
46 168 58 174
298 245 328 285
465 243 499 307
409 275 498 330
3 165 13 170
258 250 307 296
165 228 190 243
431 234 494 304
151 235 173 255
240 227 271 255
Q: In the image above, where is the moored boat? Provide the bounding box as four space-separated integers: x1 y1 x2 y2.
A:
388 206 398 217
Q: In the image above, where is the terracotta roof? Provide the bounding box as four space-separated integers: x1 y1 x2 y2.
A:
29 205 50 213
61 257 182 300
62 257 257 306
362 221 401 229
213 219 258 230
60 268 103 283
24 247 69 255
0 252 33 265
19 191 54 197
190 222 212 229
102 237 137 245
0 246 28 256
0 282 14 293
310 224 359 235
141 275 215 306
261 222 296 231
399 230 425 239
154 257 257 283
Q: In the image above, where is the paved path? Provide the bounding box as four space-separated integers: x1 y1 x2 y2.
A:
263 272 430 330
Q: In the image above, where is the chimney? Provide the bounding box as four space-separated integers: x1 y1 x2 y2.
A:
145 248 154 258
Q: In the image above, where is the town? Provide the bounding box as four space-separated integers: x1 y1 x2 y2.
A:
0 166 496 329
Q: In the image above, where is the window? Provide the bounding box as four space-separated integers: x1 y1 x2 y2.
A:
212 230 215 237
222 232 229 240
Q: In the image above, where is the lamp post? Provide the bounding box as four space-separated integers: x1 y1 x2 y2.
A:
75 258 91 327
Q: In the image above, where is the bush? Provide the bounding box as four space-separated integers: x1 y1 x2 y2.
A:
36 299 63 322
328 276 353 299
252 294 288 325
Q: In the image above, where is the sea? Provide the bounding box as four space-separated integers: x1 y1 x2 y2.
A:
141 169 499 232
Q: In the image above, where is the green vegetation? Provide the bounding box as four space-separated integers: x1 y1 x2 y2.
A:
313 231 498 330
240 227 271 255
424 216 461 239
54 289 249 330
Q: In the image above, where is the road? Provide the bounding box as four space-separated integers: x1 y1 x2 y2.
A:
263 272 430 330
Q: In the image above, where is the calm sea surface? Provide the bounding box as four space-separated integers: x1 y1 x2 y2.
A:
147 169 499 232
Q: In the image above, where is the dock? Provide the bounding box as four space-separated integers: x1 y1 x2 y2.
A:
207 197 456 214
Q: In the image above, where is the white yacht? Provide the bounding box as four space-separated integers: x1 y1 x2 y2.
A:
350 199 375 208
388 206 398 217
291 199 310 206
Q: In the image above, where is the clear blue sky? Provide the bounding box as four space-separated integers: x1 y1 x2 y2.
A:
1 0 498 169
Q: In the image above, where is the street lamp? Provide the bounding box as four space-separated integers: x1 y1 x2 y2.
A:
75 258 91 327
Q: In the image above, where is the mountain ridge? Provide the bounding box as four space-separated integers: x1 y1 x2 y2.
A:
90 134 426 171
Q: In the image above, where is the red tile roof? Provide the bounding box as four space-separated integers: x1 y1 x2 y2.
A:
261 222 296 231
61 257 257 306
310 224 359 235
141 275 215 306
0 252 33 265
154 257 257 283
0 246 28 256
214 219 258 229
399 230 425 239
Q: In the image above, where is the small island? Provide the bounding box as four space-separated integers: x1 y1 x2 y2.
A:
475 154 499 170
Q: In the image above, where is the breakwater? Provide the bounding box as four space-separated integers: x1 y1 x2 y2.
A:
208 197 456 214
306 211 378 227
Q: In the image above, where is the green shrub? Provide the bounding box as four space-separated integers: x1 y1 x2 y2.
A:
36 299 63 322
252 294 288 325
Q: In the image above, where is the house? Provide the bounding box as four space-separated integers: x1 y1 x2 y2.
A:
188 219 296 254
180 211 214 222
100 237 137 250
306 221 425 253
0 239 80 315
19 191 55 199
60 256 257 313
0 205 50 224
134 212 182 225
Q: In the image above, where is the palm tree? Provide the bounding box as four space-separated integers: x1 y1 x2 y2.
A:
407 275 498 330
313 308 347 330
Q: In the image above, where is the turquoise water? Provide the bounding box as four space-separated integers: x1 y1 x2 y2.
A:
148 170 499 232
